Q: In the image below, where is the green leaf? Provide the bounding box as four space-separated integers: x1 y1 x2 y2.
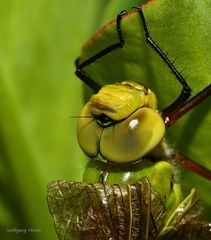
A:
80 0 211 219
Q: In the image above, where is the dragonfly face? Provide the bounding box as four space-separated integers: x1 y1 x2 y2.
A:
77 81 166 164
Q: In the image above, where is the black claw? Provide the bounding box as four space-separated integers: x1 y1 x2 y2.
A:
75 57 80 67
119 10 127 16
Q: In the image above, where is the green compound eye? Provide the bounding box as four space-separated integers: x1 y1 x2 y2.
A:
100 107 165 163
77 82 166 164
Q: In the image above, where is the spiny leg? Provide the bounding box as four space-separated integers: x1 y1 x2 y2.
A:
75 11 127 92
176 153 211 180
134 6 211 180
133 6 192 114
164 84 211 127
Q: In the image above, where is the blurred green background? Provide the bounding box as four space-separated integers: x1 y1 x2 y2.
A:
0 0 144 239
0 0 210 239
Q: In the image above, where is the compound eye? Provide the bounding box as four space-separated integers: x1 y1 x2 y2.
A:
100 107 166 163
97 114 114 127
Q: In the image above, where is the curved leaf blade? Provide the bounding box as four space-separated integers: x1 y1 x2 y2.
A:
79 0 211 219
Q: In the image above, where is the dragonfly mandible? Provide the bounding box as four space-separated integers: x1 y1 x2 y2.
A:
47 3 211 240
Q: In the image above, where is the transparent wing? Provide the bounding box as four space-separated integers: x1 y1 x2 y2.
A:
47 180 127 240
158 188 211 239
134 179 166 239
167 188 203 226
158 221 211 240
148 190 166 238
47 178 167 240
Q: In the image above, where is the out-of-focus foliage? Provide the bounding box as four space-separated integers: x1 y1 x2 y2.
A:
0 0 123 239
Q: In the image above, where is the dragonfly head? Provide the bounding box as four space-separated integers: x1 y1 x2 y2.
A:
77 81 166 164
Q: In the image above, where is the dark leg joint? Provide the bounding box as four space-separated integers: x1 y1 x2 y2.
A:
183 85 192 95
117 10 128 47
75 68 101 92
75 57 80 68
74 9 128 91
163 84 211 127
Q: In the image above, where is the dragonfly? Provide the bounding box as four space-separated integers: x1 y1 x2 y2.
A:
47 3 211 240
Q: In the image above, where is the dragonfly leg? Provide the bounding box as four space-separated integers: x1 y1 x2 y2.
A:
75 11 127 92
176 153 211 180
164 84 211 127
98 169 109 183
133 6 192 114
133 7 211 127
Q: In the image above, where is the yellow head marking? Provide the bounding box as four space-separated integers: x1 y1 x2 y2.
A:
90 81 157 120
